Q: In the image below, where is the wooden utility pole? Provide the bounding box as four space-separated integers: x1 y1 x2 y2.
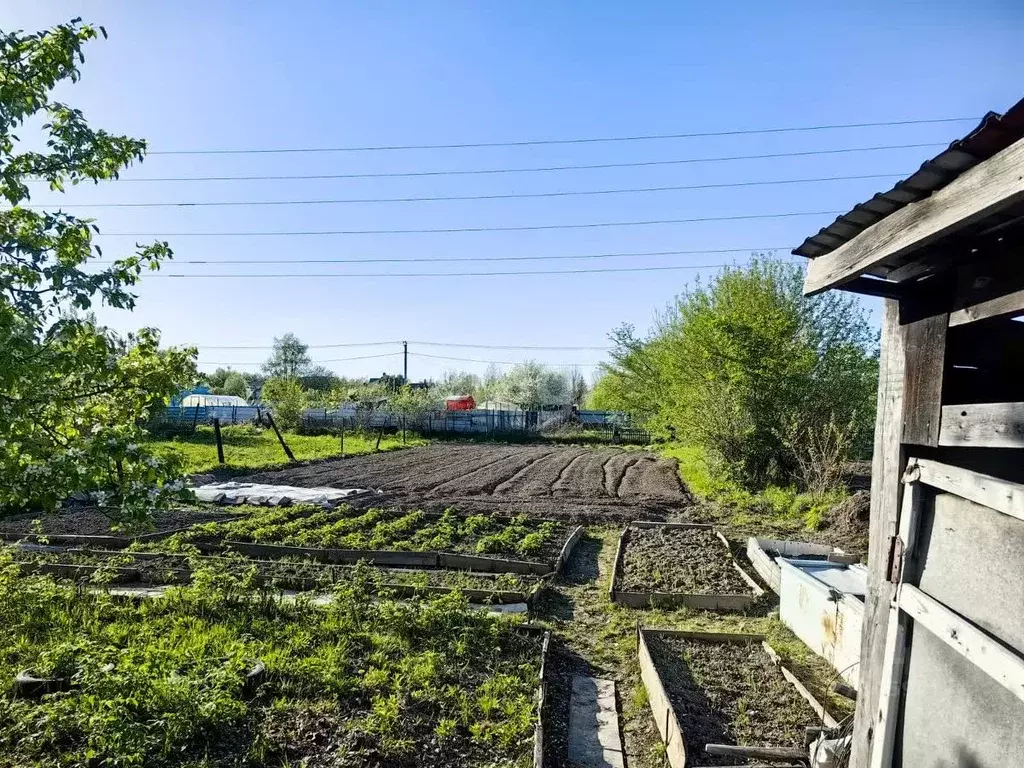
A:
403 340 408 383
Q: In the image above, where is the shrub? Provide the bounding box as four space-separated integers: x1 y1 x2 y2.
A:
260 377 307 431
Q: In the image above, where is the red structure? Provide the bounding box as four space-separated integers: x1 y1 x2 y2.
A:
445 395 476 411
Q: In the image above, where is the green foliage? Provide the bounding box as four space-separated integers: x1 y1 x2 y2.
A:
0 554 541 766
490 360 570 408
261 332 310 377
215 371 248 400
663 443 845 532
600 259 878 491
0 20 196 518
260 376 307 430
145 425 424 474
386 384 440 418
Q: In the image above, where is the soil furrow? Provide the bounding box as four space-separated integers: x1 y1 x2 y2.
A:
599 452 621 497
604 453 642 498
492 449 577 496
428 447 553 496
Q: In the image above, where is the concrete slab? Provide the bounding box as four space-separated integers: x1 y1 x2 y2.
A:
568 675 625 768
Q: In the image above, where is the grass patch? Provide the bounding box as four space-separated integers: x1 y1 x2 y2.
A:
0 554 541 767
659 443 846 536
145 425 428 475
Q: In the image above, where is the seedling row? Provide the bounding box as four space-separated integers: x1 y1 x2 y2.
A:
8 547 544 604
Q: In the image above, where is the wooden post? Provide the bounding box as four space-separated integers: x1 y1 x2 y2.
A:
191 404 200 431
375 425 384 452
265 412 296 462
402 415 407 444
852 300 908 767
213 417 225 464
340 421 345 458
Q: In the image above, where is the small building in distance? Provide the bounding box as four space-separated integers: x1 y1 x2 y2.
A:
445 394 476 411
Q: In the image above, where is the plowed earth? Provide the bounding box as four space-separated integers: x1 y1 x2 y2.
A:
240 444 690 521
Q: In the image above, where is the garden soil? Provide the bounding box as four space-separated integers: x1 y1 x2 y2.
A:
240 444 691 522
619 526 750 594
645 634 824 765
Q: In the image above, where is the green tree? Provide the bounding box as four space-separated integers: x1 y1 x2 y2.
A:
602 259 878 490
263 332 310 377
491 362 569 409
261 377 307 430
217 371 249 400
0 20 196 518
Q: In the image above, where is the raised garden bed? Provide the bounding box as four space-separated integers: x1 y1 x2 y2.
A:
146 506 584 576
745 536 858 594
637 628 837 768
0 563 551 768
609 523 762 611
9 548 547 606
0 507 241 544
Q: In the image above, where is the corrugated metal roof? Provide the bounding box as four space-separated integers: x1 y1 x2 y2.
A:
794 97 1024 259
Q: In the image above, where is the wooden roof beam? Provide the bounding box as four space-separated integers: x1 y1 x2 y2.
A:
803 136 1024 296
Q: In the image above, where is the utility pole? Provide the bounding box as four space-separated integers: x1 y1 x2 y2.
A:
403 340 408 384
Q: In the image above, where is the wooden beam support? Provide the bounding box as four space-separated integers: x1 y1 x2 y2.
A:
868 476 924 768
914 457 1024 522
704 745 807 761
900 313 948 446
851 301 906 768
949 287 1024 326
837 276 907 300
804 135 1024 295
898 584 1024 704
937 402 1024 448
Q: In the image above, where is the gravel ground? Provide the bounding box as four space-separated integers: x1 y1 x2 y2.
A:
619 526 751 594
239 443 690 521
0 507 239 537
646 634 823 765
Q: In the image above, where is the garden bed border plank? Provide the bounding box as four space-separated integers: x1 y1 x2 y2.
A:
609 523 764 611
637 628 838 768
17 554 541 606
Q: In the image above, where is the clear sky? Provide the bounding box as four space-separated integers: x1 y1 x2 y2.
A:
7 1 1024 382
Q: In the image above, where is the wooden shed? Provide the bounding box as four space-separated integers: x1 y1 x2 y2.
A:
794 97 1024 767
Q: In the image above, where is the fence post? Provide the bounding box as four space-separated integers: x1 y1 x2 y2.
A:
265 412 296 462
191 404 200 431
213 417 225 464
340 421 345 458
375 425 384 452
402 415 407 444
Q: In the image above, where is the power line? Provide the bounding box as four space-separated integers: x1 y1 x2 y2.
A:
409 352 600 367
93 245 794 266
98 209 843 237
196 340 613 351
197 352 402 366
147 118 975 155
410 341 611 351
36 172 905 209
151 262 786 279
30 143 944 182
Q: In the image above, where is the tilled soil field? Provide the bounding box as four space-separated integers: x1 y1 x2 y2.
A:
646 634 823 765
239 443 690 521
620 526 750 593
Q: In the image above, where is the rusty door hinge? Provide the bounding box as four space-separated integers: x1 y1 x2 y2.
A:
887 536 904 583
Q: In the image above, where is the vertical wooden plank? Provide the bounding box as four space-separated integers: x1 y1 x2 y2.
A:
868 475 924 768
851 300 907 768
900 312 948 446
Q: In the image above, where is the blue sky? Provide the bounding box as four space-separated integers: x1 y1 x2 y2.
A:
8 1 1024 381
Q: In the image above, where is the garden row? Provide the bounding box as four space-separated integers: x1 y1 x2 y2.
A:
0 555 550 768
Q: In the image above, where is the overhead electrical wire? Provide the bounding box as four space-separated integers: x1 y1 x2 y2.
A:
194 340 613 351
408 352 600 367
28 143 944 182
151 262 784 279
35 172 906 209
92 245 794 266
146 117 975 155
197 352 402 366
97 209 844 237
